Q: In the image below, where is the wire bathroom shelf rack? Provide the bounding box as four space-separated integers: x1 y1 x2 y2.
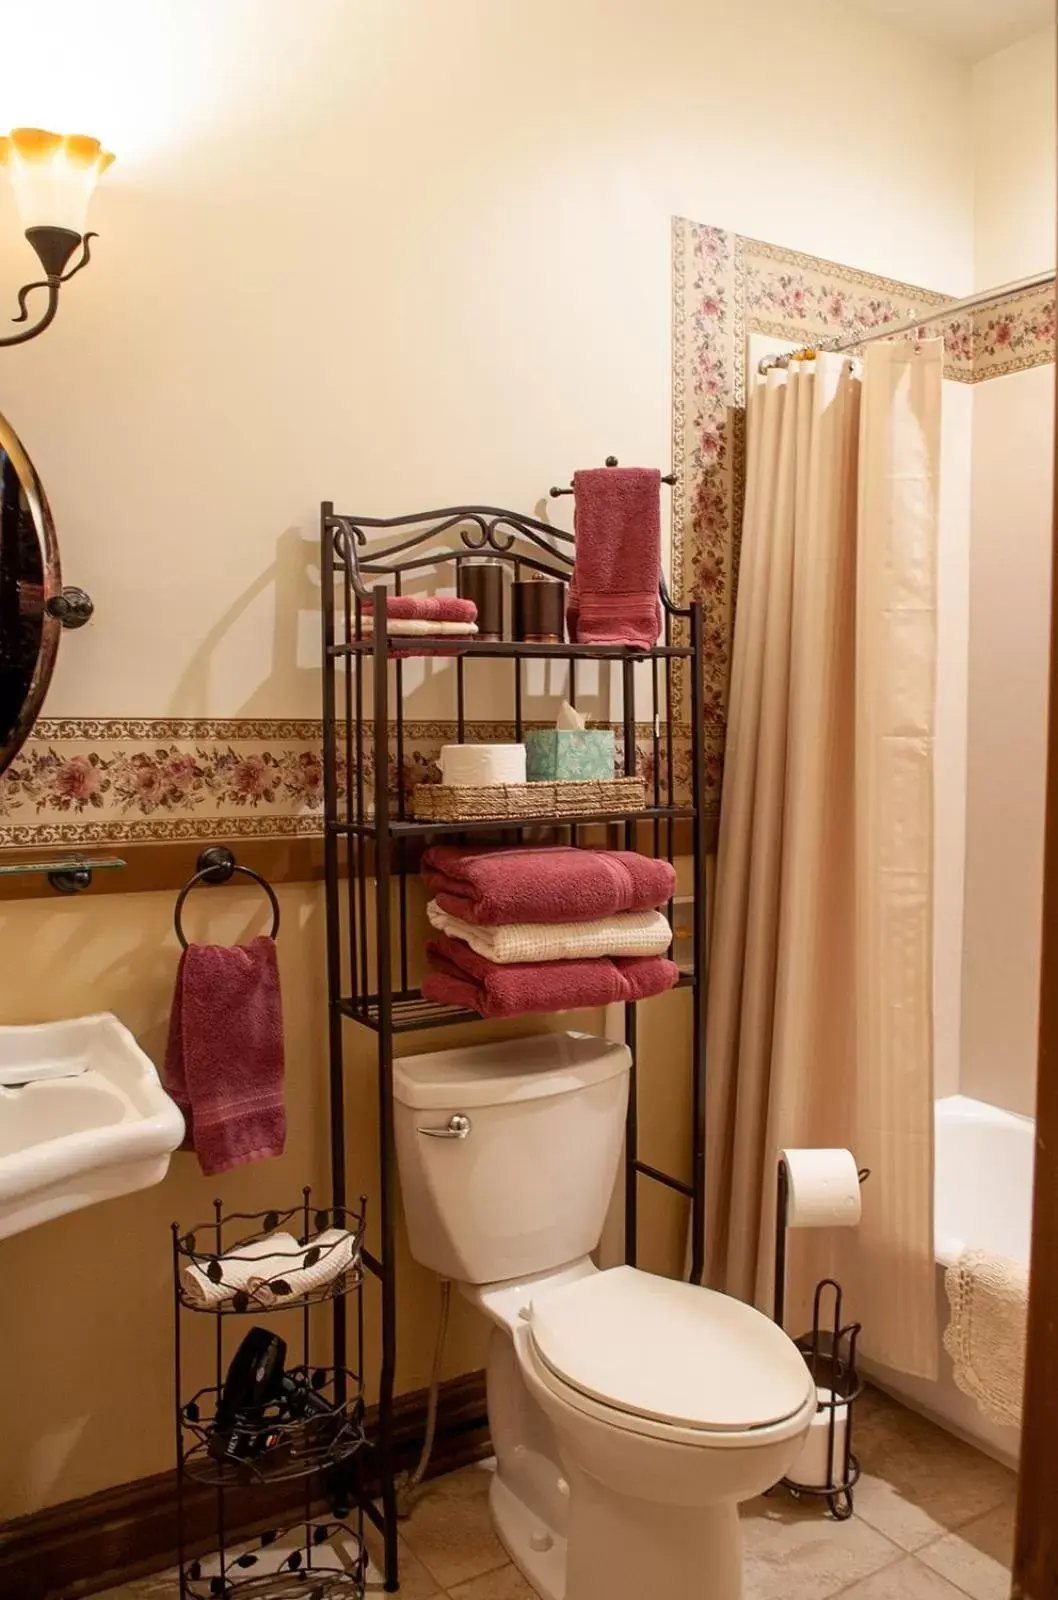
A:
174 1200 366 1316
179 1515 366 1600
319 486 710 1593
172 1193 369 1599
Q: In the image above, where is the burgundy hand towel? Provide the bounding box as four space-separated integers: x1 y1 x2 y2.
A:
423 936 679 1019
421 845 677 927
164 935 286 1177
362 596 477 659
567 467 662 648
363 595 477 623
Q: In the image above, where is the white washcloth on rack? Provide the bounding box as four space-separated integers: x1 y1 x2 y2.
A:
247 1227 360 1306
182 1232 300 1308
362 619 478 637
182 1227 360 1309
426 900 673 964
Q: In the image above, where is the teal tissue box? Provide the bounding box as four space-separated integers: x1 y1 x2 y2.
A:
524 728 616 781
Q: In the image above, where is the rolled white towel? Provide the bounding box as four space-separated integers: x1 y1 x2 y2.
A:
362 619 478 636
182 1232 300 1309
426 901 673 964
247 1227 361 1306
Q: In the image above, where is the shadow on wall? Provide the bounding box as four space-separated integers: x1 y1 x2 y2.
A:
169 525 320 718
164 508 612 729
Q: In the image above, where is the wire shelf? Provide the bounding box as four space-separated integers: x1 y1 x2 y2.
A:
181 1519 366 1599
330 803 695 840
181 1369 366 1487
174 1200 367 1316
328 638 693 659
340 970 695 1035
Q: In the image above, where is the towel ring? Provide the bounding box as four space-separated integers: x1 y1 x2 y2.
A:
174 847 281 950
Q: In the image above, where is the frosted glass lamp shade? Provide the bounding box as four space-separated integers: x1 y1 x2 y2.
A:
0 129 115 236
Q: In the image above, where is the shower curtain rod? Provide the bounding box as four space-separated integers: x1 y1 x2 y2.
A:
758 267 1055 373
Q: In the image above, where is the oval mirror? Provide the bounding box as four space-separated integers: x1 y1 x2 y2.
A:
0 411 75 777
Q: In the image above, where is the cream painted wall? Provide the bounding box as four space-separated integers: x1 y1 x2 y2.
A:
0 0 973 721
0 0 980 1517
973 25 1057 286
959 26 1056 1117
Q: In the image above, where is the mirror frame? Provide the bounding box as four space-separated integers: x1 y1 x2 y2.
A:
0 409 62 776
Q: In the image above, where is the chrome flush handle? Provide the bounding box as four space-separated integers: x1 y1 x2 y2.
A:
417 1113 472 1140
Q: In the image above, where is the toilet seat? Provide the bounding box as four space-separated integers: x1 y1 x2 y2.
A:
523 1266 815 1448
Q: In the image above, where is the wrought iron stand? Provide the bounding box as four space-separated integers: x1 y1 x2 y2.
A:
172 1193 369 1597
319 493 709 1592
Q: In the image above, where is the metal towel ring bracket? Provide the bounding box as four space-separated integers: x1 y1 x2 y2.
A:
173 846 281 950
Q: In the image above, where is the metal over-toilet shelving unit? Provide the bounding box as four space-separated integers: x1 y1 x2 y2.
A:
319 487 709 1593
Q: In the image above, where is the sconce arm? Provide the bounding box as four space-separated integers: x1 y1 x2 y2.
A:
1 232 98 348
0 281 60 346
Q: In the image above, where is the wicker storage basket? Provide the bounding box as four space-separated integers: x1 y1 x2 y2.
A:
411 775 646 824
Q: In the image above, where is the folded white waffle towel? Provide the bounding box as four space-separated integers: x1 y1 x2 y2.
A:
426 901 673 965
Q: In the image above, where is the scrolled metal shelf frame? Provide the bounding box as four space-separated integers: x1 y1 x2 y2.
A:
327 501 686 620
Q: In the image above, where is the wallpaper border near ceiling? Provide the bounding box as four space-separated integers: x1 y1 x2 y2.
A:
671 216 1056 810
0 718 692 847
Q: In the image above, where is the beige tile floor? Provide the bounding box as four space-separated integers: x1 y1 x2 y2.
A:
96 1386 1016 1600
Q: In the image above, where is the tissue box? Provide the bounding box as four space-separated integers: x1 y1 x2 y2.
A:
524 728 616 782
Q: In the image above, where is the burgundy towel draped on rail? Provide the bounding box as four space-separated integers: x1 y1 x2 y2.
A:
164 935 286 1177
422 935 679 1019
420 844 677 927
567 466 663 649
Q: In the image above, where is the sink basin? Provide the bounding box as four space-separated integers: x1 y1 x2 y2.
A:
0 1013 185 1238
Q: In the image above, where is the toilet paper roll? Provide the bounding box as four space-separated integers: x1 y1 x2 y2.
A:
780 1148 862 1229
785 1387 850 1491
439 743 527 787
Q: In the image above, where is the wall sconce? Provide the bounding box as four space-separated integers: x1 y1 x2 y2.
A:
0 128 114 347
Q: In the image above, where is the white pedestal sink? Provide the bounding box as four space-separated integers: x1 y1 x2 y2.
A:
0 1013 185 1238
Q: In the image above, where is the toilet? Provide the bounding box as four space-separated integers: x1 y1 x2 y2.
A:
393 1031 816 1600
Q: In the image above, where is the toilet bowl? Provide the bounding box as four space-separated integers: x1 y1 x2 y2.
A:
513 1266 816 1599
393 1032 816 1600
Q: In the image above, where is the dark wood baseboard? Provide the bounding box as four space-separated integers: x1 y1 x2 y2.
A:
0 1371 489 1600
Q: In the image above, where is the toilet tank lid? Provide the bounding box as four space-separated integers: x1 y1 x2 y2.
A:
393 1031 631 1111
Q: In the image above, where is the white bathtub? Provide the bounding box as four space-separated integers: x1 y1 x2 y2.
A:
864 1093 1034 1466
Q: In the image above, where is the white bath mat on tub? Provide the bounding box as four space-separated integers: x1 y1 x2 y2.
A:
943 1248 1028 1427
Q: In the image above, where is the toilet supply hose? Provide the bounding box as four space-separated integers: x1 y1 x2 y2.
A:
396 1276 452 1519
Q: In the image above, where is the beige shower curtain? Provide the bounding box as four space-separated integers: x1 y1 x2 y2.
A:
703 340 940 1379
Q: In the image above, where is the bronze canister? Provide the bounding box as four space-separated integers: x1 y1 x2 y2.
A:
458 559 504 641
513 577 565 643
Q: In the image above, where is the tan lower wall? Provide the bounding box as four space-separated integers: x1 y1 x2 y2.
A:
0 880 620 1519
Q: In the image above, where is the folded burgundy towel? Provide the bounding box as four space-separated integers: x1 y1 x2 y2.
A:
164 935 286 1177
567 467 662 648
421 845 677 927
363 595 477 623
423 935 679 1018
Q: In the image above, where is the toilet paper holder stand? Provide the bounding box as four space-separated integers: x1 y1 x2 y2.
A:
772 1157 870 1521
772 1157 870 1329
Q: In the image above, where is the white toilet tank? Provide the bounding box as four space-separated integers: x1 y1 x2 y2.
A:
393 1031 631 1285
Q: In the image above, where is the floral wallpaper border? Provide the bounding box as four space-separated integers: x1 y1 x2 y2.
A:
973 281 1056 381
671 219 1056 808
0 718 692 847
